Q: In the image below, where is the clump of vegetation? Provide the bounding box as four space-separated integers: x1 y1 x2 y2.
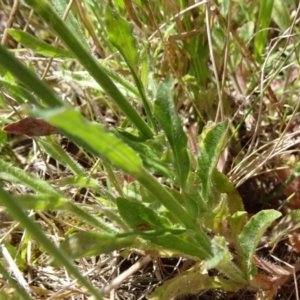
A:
1 1 300 299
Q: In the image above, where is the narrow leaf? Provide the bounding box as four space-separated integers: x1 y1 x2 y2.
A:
230 211 248 254
12 194 116 233
0 44 64 107
238 209 281 277
268 210 300 246
105 4 138 73
38 136 86 176
105 3 156 131
154 75 190 189
12 194 68 210
204 236 247 284
0 78 40 106
254 0 274 62
211 170 244 213
0 186 102 298
39 108 143 176
22 0 153 139
273 0 291 30
114 131 173 178
197 121 228 204
54 69 139 97
149 273 219 300
50 0 89 51
8 29 73 58
61 232 135 258
57 176 103 194
0 158 61 197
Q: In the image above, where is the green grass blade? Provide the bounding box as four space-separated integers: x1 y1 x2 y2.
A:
8 29 73 58
0 263 31 300
0 44 64 107
0 78 40 106
38 136 86 176
254 0 274 63
0 187 103 299
61 232 136 258
50 0 90 51
23 0 153 139
12 193 116 233
0 158 61 197
39 108 144 175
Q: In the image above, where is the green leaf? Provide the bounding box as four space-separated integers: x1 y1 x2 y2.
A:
50 0 90 51
197 121 228 204
54 69 139 98
116 198 171 230
147 231 212 260
61 232 136 258
204 236 247 284
114 130 173 178
0 158 61 197
12 194 68 210
175 190 199 222
39 108 144 176
57 176 103 194
203 195 230 234
0 44 64 107
105 3 138 73
185 172 208 214
0 78 40 106
105 3 156 131
254 0 274 63
8 29 73 58
149 273 219 300
238 209 281 277
38 136 86 176
154 75 190 189
273 0 291 30
11 194 115 232
230 211 248 256
211 170 244 213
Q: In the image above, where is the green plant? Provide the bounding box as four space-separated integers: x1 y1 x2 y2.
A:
1 0 298 299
